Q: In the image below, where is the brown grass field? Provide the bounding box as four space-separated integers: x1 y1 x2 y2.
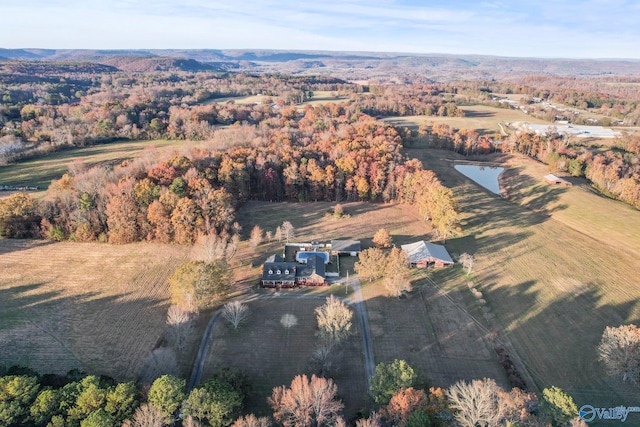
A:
382 104 553 135
408 147 640 409
0 240 188 379
201 298 367 418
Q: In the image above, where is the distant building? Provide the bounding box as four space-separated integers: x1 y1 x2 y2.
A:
543 174 572 186
401 241 454 268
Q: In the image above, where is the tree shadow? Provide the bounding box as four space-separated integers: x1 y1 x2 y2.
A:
0 280 172 382
0 238 56 256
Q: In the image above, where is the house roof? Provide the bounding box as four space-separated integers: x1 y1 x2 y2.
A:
330 239 362 253
265 254 284 263
262 262 297 281
401 241 453 264
296 254 325 279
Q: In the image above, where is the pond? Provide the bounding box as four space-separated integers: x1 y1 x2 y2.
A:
454 164 505 195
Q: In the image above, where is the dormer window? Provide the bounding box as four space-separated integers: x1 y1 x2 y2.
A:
276 269 281 274
268 269 273 274
284 269 289 274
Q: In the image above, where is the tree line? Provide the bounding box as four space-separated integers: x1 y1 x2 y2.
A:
1 105 458 243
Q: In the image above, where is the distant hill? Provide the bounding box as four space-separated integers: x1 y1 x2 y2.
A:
1 48 640 80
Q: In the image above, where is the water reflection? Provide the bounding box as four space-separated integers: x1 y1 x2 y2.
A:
454 164 505 195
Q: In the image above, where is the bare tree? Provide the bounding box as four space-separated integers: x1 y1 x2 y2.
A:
139 348 180 385
265 231 273 242
274 226 283 242
598 324 640 383
355 412 383 427
250 225 263 248
130 403 166 427
459 253 475 276
166 305 193 352
223 301 250 329
310 341 341 377
281 221 295 243
232 414 272 427
183 415 201 427
447 378 503 427
315 295 353 345
383 276 412 298
269 374 344 427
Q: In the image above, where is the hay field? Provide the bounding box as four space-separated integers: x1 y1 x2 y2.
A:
382 105 553 135
0 139 182 191
409 148 640 407
0 239 187 379
201 298 367 418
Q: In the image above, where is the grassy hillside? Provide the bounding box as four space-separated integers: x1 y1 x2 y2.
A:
0 240 188 379
0 139 184 191
410 148 640 408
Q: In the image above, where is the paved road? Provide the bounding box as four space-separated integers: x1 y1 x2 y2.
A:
188 280 376 392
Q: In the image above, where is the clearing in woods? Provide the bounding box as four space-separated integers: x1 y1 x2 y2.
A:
408 147 640 408
0 139 183 191
382 104 553 135
0 240 188 379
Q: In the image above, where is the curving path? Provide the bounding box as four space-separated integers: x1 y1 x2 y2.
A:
187 278 375 392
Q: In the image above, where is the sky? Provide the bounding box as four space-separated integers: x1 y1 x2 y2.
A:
2 0 640 59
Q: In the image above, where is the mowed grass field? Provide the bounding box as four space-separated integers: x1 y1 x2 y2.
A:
382 104 553 135
0 139 183 191
408 148 640 408
202 298 367 418
0 239 188 379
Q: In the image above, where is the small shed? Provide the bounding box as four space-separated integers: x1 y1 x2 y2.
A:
401 241 454 268
330 240 362 256
544 174 572 186
295 255 326 286
261 262 297 288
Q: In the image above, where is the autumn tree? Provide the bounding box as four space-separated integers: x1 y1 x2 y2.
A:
0 192 39 238
222 301 250 330
169 260 234 311
106 179 139 244
598 324 640 383
355 412 383 427
315 295 353 346
370 360 417 405
250 225 263 248
372 228 392 249
382 388 428 427
383 248 411 297
459 253 475 276
354 248 387 283
269 375 343 427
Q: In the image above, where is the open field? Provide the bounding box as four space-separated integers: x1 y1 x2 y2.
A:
202 91 346 108
0 139 183 191
408 147 640 410
201 298 367 418
382 104 553 135
0 239 188 379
